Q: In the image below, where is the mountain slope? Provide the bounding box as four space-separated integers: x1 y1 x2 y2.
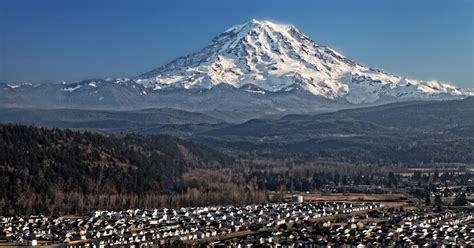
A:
0 79 348 122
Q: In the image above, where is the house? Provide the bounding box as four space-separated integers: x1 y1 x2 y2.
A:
23 233 37 246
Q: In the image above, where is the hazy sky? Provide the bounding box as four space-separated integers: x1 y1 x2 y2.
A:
0 0 472 88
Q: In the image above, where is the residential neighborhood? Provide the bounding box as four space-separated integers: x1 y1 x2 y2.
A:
0 201 382 246
1 200 473 247
208 208 473 247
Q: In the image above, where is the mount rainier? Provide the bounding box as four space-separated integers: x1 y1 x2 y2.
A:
139 19 467 103
1 19 471 120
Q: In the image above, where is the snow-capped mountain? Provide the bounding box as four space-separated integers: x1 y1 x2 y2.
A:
137 19 469 104
1 19 472 122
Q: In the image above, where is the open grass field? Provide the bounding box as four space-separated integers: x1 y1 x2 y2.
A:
284 193 409 207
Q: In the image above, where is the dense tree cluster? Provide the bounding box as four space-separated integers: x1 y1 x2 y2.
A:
0 124 230 215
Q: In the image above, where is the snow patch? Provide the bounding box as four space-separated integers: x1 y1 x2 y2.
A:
245 89 266 94
63 85 81 92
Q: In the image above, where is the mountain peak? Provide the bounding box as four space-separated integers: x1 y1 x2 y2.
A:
214 19 303 57
228 19 293 30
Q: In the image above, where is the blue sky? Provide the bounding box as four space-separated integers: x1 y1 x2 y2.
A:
0 0 472 88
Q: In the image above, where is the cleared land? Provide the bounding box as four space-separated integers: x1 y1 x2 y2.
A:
284 193 409 207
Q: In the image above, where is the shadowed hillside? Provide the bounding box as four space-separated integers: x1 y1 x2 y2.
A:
192 97 474 163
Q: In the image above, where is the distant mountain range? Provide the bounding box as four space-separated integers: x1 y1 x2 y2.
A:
1 19 472 121
190 97 474 163
2 97 473 164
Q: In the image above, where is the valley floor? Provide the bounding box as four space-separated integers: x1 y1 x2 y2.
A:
0 199 472 247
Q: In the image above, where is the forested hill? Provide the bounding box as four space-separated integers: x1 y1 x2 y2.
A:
195 97 474 163
0 124 231 215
